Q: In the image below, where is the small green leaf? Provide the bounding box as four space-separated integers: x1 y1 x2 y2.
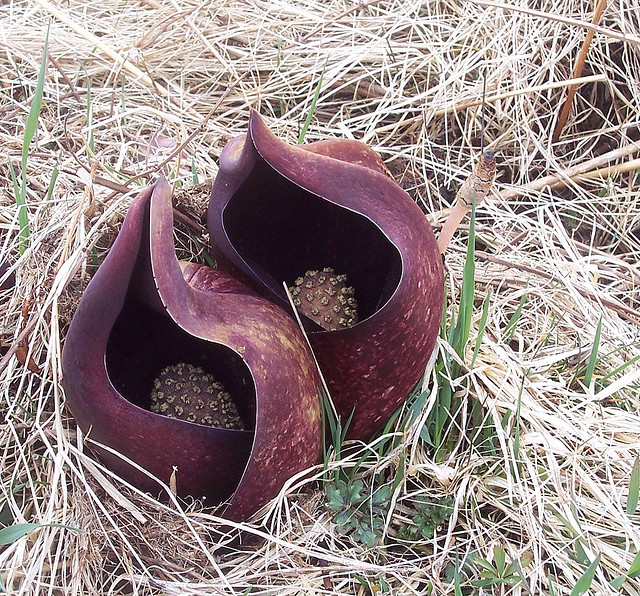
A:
627 456 639 516
0 522 83 547
473 578 502 588
628 549 640 577
0 522 42 546
325 485 344 510
353 522 376 548
334 510 357 532
347 479 364 504
493 546 506 576
473 557 496 574
570 553 601 596
371 485 392 507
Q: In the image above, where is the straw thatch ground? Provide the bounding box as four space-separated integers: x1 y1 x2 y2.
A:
2 0 640 594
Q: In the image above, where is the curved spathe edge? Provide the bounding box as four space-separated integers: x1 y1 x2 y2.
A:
62 185 253 510
149 177 323 521
208 113 444 441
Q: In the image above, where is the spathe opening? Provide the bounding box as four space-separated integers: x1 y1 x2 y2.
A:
105 294 257 431
222 157 402 326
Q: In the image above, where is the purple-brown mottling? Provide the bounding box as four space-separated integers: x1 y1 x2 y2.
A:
209 111 444 440
62 178 322 522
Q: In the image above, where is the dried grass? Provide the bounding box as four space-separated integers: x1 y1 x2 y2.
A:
1 0 640 594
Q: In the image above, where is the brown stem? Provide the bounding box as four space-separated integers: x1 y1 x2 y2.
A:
552 0 608 143
500 141 640 200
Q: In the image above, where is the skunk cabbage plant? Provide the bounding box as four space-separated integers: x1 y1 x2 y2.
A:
62 177 322 521
0 260 15 290
208 112 444 439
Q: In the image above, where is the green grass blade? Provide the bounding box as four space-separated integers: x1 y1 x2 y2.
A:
22 24 49 174
611 550 640 587
512 557 533 596
9 161 30 254
628 548 640 577
453 564 463 596
503 292 527 342
44 161 59 202
471 292 490 366
8 161 21 207
0 523 42 546
430 191 478 456
599 353 640 386
574 539 590 566
454 197 476 356
433 378 452 449
297 67 325 144
583 316 602 389
548 575 556 596
627 455 639 515
570 553 601 596
404 387 431 428
450 192 477 361
191 160 200 185
16 22 49 253
320 390 336 466
0 521 82 546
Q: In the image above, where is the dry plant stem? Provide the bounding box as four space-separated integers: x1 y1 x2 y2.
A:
576 157 640 180
55 162 98 274
552 0 609 142
297 0 389 43
474 250 640 326
31 0 189 112
0 316 39 374
437 202 469 254
372 75 606 136
32 0 158 89
434 75 606 119
470 0 640 46
500 141 640 199
438 152 496 253
101 87 237 199
47 52 82 104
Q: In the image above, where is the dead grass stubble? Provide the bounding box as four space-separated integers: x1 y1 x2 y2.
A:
1 0 640 594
